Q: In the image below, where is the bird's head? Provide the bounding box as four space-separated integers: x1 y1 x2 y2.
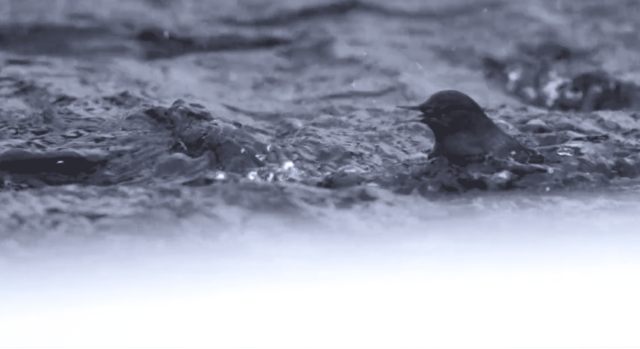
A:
398 90 486 135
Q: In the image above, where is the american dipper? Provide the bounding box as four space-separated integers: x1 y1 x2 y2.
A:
399 90 542 165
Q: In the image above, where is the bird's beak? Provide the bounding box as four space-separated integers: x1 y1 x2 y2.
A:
397 105 425 123
397 105 422 111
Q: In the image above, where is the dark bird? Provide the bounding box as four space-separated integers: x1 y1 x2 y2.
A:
399 90 543 165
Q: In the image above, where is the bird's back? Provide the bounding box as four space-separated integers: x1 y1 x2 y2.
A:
438 111 531 163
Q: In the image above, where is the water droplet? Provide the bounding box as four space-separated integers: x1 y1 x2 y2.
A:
247 171 258 181
282 161 294 171
215 172 226 180
56 160 64 164
240 148 246 154
495 170 512 180
507 67 522 82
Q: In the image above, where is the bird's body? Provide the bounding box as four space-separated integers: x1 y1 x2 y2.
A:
400 90 542 165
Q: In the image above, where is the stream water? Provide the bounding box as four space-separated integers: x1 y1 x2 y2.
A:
1 0 640 347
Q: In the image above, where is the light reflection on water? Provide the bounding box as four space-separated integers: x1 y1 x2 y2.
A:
1 191 639 348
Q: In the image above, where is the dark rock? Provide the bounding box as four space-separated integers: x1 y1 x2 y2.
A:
319 171 365 189
128 100 265 175
613 158 640 178
103 91 144 108
520 119 553 133
483 42 640 111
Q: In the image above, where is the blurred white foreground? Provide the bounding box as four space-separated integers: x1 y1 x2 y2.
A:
1 192 640 348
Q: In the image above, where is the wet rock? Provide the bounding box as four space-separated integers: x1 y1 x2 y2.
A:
533 133 568 146
556 72 640 112
139 99 214 130
399 154 563 193
316 145 351 164
613 158 640 178
128 100 264 175
103 91 144 109
319 171 365 189
572 134 609 143
30 128 51 136
207 139 264 173
520 119 553 133
577 158 614 177
52 95 77 106
153 152 211 179
561 172 607 188
596 117 620 131
484 42 640 111
488 170 516 189
494 119 517 133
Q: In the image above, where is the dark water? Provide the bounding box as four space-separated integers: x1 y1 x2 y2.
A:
1 0 640 347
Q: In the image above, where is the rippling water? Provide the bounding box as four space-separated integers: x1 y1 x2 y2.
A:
1 0 640 347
